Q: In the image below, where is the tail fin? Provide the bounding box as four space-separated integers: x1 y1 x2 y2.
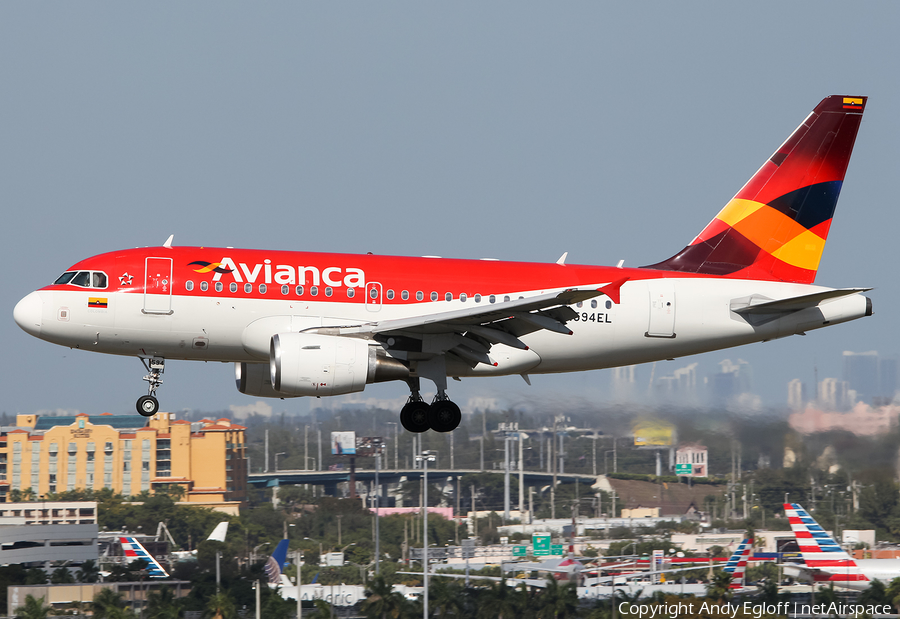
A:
722 537 753 588
645 96 867 283
119 536 169 578
264 539 290 585
784 503 869 584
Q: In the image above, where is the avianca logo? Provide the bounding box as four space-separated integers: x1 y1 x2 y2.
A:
193 257 366 288
189 261 234 275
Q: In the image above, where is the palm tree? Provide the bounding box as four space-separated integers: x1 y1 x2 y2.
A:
51 566 76 584
362 574 408 619
204 591 236 619
307 599 336 619
93 588 127 619
146 586 181 619
536 576 579 619
476 579 516 619
429 577 464 618
705 571 733 602
14 594 52 619
79 559 100 583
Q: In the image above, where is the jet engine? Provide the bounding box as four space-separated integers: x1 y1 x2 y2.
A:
269 332 408 397
235 361 285 398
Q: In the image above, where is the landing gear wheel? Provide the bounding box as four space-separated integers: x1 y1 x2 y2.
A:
400 400 431 433
428 400 461 433
137 395 159 417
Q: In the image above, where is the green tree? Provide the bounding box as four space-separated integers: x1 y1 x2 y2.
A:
24 569 48 585
536 576 579 619
92 588 128 619
50 566 75 584
363 574 410 619
704 571 733 602
14 594 52 619
78 559 100 583
146 586 181 619
858 579 889 607
429 577 464 618
203 591 236 619
476 579 516 619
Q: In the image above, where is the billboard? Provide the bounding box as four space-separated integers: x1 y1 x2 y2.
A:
331 431 357 455
632 420 674 447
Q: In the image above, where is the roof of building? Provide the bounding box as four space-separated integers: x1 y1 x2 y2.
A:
33 415 150 431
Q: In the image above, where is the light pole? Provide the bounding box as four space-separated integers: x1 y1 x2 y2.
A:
415 450 437 619
275 452 286 472
294 548 303 619
374 438 383 575
386 422 398 470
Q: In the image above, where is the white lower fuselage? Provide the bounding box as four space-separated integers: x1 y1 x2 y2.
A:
24 277 870 382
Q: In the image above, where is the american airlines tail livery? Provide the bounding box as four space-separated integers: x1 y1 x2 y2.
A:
14 96 871 433
784 503 899 589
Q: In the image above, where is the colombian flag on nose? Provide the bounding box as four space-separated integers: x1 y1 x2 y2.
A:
88 297 108 308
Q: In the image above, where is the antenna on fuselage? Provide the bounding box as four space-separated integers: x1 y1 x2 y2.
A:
163 234 174 248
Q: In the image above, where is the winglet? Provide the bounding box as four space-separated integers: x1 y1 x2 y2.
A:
599 277 629 305
163 234 174 248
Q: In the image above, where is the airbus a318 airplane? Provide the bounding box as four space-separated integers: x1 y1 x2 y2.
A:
14 95 871 433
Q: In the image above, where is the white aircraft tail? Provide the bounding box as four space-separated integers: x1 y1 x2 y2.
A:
784 503 869 586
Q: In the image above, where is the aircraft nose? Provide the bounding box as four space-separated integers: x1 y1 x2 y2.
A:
14 291 43 337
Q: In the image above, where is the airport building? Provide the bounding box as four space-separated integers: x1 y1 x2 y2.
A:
0 412 247 511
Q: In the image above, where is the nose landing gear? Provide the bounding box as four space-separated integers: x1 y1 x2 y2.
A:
136 357 165 417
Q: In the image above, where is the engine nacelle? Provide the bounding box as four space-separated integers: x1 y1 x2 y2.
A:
235 361 289 398
270 332 408 397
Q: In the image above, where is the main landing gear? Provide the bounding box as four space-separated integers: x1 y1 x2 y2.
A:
399 379 461 433
136 357 165 417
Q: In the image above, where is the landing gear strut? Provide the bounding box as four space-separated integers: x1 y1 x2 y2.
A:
398 378 461 433
136 357 165 417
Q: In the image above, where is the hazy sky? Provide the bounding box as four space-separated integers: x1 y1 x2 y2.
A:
3 3 899 418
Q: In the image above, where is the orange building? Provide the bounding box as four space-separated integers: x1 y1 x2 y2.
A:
0 413 246 513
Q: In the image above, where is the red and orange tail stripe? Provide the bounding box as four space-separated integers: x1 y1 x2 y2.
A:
646 95 866 284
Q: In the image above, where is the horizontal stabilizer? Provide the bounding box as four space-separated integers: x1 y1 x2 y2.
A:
731 288 870 315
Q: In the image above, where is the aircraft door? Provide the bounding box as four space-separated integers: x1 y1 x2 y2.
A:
144 257 174 315
365 282 382 312
646 279 675 338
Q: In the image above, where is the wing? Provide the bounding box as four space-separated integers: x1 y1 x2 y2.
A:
333 287 608 368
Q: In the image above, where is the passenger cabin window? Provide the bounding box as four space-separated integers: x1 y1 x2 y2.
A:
215 282 223 292
474 294 482 303
201 281 209 292
325 287 333 297
445 292 452 302
348 288 356 298
230 283 238 293
259 284 267 294
310 286 318 296
430 292 438 301
296 285 304 296
416 291 424 301
185 281 194 291
401 290 409 300
591 300 597 309
504 295 510 302
281 285 289 295
243 283 252 293
489 295 496 304
385 290 393 300
460 293 467 302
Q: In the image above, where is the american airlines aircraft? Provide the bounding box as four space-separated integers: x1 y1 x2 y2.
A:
784 503 899 589
14 95 871 433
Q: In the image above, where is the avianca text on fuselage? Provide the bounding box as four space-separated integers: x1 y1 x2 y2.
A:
199 257 366 288
13 95 874 434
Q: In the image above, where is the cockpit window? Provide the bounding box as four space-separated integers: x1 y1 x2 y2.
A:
54 270 109 288
71 272 91 287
